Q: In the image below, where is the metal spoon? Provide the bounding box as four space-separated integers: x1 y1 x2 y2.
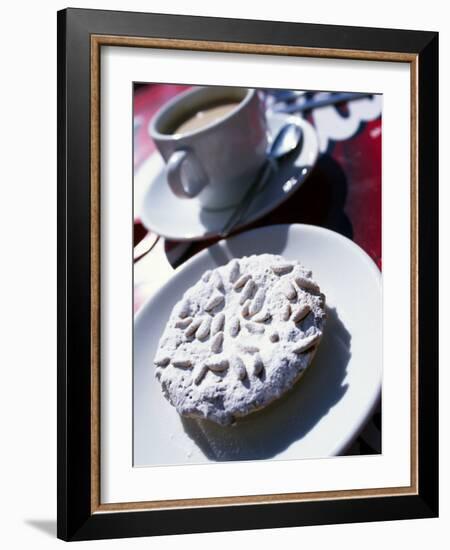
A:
220 122 303 237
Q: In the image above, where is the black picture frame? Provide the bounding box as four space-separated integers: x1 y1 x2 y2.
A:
57 7 438 542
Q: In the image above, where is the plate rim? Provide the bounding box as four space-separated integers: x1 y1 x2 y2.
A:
136 222 381 325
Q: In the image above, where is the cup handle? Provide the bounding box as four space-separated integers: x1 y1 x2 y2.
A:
166 149 209 198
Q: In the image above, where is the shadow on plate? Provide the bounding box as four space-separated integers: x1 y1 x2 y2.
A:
203 222 291 268
181 306 350 461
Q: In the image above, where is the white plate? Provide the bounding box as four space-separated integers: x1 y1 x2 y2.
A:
134 224 381 466
137 113 319 241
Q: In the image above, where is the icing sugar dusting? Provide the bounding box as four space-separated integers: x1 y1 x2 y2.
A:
154 254 326 425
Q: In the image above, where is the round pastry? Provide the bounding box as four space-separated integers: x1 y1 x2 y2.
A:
153 254 326 426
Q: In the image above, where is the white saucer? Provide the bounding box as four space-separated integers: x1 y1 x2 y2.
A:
134 224 381 466
137 114 319 241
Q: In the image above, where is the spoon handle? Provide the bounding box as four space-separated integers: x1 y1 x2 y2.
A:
220 158 275 238
273 92 373 114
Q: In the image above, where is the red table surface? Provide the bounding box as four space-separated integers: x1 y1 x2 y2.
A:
133 84 382 270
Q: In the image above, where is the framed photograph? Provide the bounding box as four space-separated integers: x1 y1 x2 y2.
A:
57 8 438 541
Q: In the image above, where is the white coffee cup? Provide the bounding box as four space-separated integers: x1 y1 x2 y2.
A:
149 87 267 210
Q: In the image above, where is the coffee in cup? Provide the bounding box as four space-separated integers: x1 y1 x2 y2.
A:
173 101 241 135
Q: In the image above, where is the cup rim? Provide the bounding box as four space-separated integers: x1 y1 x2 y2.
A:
149 86 255 141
